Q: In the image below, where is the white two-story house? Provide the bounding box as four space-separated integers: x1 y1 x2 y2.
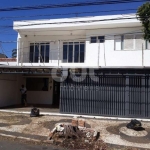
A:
0 13 150 118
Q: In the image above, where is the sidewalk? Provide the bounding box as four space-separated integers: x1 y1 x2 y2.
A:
0 111 149 150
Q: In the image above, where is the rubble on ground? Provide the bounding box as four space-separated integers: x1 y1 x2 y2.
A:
47 118 107 150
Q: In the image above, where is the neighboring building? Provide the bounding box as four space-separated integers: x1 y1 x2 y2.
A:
0 53 7 58
0 14 150 118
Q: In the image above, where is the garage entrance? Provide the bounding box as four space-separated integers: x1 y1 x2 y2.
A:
52 80 60 108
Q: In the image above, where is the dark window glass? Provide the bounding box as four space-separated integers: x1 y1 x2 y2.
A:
91 37 97 43
98 36 105 43
34 44 39 63
26 78 49 91
74 44 79 63
80 43 85 62
29 44 34 63
45 44 49 63
69 42 73 45
63 44 68 62
40 44 45 62
68 44 73 62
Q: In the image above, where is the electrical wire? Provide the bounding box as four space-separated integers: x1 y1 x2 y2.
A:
0 8 137 21
0 0 146 12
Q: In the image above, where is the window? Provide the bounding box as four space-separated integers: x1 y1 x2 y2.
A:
146 40 150 49
114 35 123 50
91 37 97 43
26 78 49 91
114 33 146 50
90 36 105 43
29 43 50 63
135 34 145 50
98 36 105 43
124 34 134 50
63 42 85 63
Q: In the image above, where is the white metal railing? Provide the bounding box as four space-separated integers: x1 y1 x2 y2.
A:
18 51 60 64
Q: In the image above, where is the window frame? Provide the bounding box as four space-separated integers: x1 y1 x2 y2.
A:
29 42 50 63
146 40 150 50
90 36 105 43
114 33 146 51
62 41 85 63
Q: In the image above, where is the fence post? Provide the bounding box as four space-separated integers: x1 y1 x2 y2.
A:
148 77 150 118
125 76 129 116
141 77 145 117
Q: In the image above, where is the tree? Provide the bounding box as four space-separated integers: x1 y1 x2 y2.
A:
12 49 17 58
136 2 150 42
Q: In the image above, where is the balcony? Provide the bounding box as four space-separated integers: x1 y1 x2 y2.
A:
0 58 17 66
18 50 60 67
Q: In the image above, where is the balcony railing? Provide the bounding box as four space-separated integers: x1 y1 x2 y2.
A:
18 51 60 64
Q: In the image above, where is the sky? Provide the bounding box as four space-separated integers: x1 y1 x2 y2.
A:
0 0 146 58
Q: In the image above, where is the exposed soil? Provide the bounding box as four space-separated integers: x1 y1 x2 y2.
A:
0 112 150 149
58 138 107 150
106 123 150 144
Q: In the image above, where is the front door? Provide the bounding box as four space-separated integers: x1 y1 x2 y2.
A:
53 81 60 107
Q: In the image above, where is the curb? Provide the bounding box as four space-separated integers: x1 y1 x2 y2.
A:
0 109 150 122
0 133 50 144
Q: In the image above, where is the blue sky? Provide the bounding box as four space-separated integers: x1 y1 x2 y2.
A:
0 0 146 57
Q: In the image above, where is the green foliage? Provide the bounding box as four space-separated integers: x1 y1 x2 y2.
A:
136 2 150 41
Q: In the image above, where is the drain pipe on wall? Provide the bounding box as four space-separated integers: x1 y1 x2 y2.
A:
58 40 60 68
21 42 23 67
98 42 100 67
142 43 144 67
104 42 106 66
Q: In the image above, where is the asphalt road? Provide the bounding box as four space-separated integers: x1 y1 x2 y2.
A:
0 139 63 150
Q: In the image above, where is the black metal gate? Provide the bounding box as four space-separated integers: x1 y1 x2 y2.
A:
60 70 150 118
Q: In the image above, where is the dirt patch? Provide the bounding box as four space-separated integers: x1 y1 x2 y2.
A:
0 115 31 125
0 123 9 127
58 138 107 150
120 127 147 137
106 123 150 144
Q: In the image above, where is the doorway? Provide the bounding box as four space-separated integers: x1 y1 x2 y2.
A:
53 80 60 108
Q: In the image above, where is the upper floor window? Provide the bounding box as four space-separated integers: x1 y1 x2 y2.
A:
146 40 150 49
63 42 85 63
90 36 105 43
30 43 50 63
114 33 146 50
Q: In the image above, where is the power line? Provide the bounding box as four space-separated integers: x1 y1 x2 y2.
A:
0 0 147 12
0 8 137 21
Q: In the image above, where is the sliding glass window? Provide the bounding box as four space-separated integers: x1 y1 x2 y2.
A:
29 43 50 63
63 42 85 63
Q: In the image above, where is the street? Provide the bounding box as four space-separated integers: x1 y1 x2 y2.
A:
0 138 63 150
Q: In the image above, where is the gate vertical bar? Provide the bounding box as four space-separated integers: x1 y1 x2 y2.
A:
125 76 129 116
141 77 145 117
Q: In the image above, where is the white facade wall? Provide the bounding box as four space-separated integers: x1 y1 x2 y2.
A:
17 26 150 68
0 74 54 107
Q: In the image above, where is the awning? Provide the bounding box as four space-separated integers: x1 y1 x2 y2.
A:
0 67 62 76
